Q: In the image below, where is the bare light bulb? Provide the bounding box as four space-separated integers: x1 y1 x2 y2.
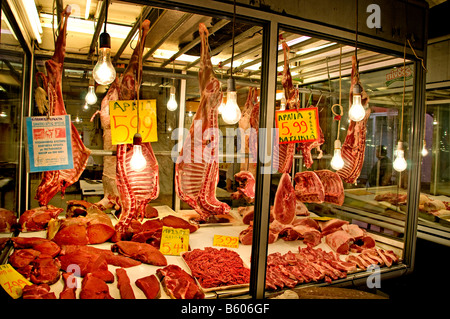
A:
167 86 178 111
93 33 116 86
330 140 345 170
393 141 407 172
421 140 428 157
218 96 225 115
130 134 146 172
85 85 97 105
83 103 89 110
349 84 366 122
221 78 241 125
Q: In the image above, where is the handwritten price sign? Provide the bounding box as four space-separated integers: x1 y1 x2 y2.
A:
110 99 158 145
0 264 32 299
213 235 239 248
275 107 320 144
159 226 190 256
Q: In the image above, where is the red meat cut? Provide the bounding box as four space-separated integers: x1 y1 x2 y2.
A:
80 273 113 299
19 205 63 231
59 272 76 299
135 274 160 299
231 171 256 203
59 250 114 282
273 173 296 224
156 264 204 299
0 208 16 232
48 206 115 245
12 237 61 257
174 23 230 220
111 241 167 266
294 171 325 203
22 284 56 299
161 215 199 233
34 7 90 205
325 230 354 254
314 170 345 205
116 268 136 299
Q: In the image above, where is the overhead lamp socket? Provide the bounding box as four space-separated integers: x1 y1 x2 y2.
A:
99 32 111 49
133 133 143 145
352 83 361 94
227 77 236 92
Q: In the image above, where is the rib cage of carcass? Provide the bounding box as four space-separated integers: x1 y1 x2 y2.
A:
174 23 230 220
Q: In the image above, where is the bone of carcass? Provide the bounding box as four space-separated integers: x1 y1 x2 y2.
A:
116 268 136 299
174 23 230 221
12 237 61 257
48 205 115 245
337 56 371 184
19 205 63 231
0 208 17 232
135 274 160 299
80 273 113 299
231 171 256 203
111 241 167 266
115 20 160 234
238 87 260 176
35 7 90 205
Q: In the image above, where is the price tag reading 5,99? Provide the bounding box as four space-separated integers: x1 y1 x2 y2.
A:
213 235 239 248
275 107 320 144
159 226 190 256
110 99 158 145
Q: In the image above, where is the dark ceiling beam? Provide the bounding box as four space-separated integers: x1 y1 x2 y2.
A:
56 0 64 27
142 12 193 61
112 7 165 63
87 0 108 60
183 25 261 71
159 19 230 68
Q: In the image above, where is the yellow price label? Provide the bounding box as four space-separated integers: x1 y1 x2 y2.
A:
275 107 320 144
159 226 190 256
110 99 158 145
213 234 239 248
0 264 32 299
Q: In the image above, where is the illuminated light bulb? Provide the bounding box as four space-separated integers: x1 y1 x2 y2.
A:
421 140 428 157
83 103 89 110
218 96 226 115
393 141 407 172
221 78 241 125
167 86 178 111
130 133 147 172
93 33 116 86
85 84 97 105
348 84 366 122
330 140 345 170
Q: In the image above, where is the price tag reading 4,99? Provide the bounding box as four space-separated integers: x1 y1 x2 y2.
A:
110 99 158 145
275 107 320 144
213 235 239 248
0 264 32 299
159 226 190 256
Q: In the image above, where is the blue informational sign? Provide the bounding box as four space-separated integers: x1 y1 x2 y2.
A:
26 115 74 172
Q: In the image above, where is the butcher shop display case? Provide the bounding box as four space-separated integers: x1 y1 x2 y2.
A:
0 0 431 300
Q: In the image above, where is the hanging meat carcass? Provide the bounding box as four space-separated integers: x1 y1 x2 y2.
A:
238 87 260 176
273 42 296 174
34 6 91 205
337 56 371 184
174 23 230 220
